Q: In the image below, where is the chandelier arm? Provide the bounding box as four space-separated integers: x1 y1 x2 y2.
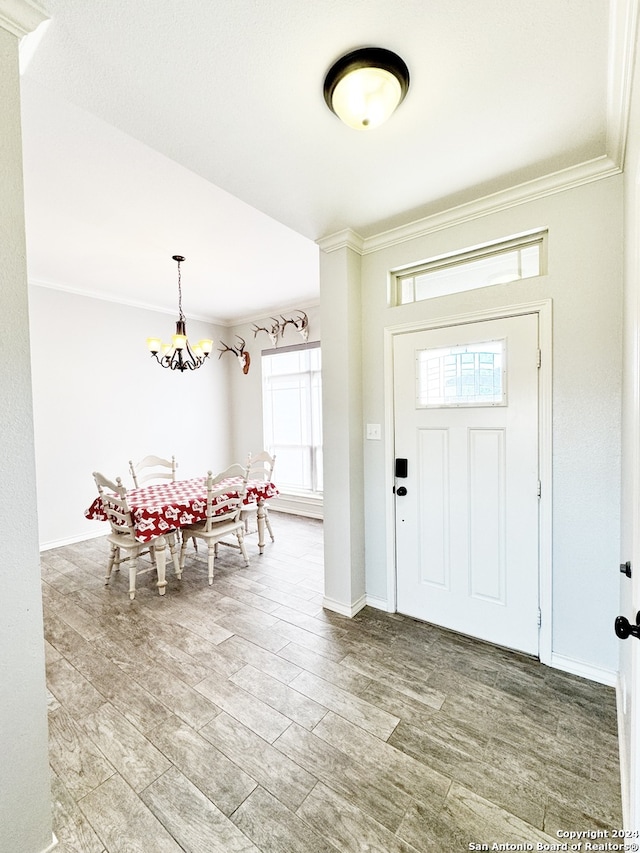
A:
180 342 192 371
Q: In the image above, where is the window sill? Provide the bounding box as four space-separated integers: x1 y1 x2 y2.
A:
270 490 323 519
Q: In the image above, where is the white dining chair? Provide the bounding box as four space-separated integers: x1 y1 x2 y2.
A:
128 454 177 488
241 450 276 543
93 471 180 600
179 463 250 584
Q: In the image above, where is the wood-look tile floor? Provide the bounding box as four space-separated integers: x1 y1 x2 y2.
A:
42 513 622 852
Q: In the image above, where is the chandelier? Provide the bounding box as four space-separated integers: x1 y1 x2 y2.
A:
146 255 213 372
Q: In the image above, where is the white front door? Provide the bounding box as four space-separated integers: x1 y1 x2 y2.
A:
393 314 540 655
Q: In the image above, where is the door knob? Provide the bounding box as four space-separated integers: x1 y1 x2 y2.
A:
396 486 407 497
615 611 640 640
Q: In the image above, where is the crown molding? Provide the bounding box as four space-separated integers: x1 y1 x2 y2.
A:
28 275 319 329
28 277 228 326
317 156 622 259
359 155 621 255
606 0 639 169
317 228 365 254
0 0 48 38
229 298 320 329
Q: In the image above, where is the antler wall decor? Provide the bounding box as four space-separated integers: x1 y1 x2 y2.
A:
282 310 309 341
251 318 281 347
252 310 309 347
218 336 251 374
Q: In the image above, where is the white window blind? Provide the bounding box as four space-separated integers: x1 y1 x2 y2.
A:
262 343 323 494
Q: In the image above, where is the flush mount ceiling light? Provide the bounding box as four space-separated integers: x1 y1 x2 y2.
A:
323 47 410 130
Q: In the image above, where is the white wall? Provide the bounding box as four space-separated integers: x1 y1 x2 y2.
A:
356 176 623 676
29 285 230 548
0 19 54 853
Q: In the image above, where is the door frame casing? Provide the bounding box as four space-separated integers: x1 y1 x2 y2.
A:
382 298 553 665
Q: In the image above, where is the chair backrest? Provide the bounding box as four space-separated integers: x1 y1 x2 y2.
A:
204 463 249 532
93 471 136 537
128 454 177 488
247 450 276 484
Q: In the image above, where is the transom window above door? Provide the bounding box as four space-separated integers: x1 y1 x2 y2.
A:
390 229 546 306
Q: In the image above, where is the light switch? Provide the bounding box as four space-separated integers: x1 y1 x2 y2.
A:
366 423 381 440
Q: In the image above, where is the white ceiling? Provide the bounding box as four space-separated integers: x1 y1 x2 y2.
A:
17 0 622 323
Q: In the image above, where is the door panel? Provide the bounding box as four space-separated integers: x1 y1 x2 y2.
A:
469 428 505 603
394 314 540 655
417 428 449 588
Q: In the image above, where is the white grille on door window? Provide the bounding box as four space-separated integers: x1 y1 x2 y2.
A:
416 339 506 407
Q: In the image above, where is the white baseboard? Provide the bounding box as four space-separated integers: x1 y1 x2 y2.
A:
323 593 366 617
365 594 394 612
270 496 323 519
40 529 105 552
549 652 617 686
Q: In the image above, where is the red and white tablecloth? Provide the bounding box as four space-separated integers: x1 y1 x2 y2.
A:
84 477 279 543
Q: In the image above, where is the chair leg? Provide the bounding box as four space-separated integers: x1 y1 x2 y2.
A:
179 534 189 572
237 529 250 568
167 533 181 579
106 544 117 584
128 554 138 600
265 509 275 542
207 542 216 585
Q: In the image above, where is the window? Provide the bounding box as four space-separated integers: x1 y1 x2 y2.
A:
391 230 546 306
416 340 506 407
262 343 322 494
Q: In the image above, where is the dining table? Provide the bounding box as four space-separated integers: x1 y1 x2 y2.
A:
84 476 279 595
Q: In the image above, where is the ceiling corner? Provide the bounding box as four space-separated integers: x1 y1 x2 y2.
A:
317 229 365 255
607 0 640 169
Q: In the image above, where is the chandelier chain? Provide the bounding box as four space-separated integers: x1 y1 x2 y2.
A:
177 259 184 320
